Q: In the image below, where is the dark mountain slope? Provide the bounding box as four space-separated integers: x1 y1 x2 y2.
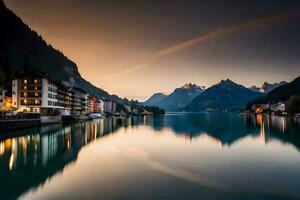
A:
249 81 287 93
143 93 167 106
157 83 205 111
186 79 263 111
0 1 119 100
248 76 300 107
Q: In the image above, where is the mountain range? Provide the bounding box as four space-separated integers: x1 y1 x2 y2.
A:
247 76 300 108
0 1 126 104
185 79 263 111
144 83 205 111
143 93 168 107
145 78 294 112
249 81 287 93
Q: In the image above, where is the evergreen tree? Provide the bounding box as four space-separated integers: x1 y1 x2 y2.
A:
287 95 300 114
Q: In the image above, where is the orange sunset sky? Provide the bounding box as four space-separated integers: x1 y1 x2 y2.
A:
4 0 300 100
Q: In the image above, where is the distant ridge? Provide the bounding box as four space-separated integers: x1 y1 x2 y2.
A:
146 83 205 111
186 79 263 111
143 93 168 106
249 81 287 93
248 76 300 107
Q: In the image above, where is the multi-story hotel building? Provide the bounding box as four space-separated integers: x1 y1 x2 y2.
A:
71 87 86 115
84 94 93 114
57 85 72 116
103 100 116 113
12 72 70 115
11 72 107 117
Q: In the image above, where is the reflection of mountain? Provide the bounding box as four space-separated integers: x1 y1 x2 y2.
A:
154 113 257 145
1 114 300 199
0 118 146 200
148 113 300 151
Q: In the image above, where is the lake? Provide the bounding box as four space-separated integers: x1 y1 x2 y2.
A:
1 113 300 200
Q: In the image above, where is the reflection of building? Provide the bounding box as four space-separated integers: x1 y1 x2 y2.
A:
270 115 287 134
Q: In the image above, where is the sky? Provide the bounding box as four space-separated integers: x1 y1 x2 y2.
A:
4 0 300 101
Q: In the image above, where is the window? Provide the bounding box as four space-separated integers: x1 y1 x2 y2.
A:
34 86 38 90
13 91 16 95
34 92 38 97
24 92 27 97
24 99 27 104
34 79 38 83
35 99 39 104
24 79 27 83
24 86 27 90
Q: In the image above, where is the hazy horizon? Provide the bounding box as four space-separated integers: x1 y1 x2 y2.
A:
4 0 300 101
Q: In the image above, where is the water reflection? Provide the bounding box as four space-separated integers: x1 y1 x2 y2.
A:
0 118 146 200
0 113 300 200
153 113 300 150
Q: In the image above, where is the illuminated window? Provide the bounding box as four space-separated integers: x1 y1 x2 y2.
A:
24 92 27 97
34 86 38 90
34 79 38 83
24 86 27 90
24 79 27 83
24 99 27 104
35 99 39 104
34 92 38 97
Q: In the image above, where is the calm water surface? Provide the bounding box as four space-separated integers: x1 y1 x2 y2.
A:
1 113 300 200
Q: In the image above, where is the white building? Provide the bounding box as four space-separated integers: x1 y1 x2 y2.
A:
99 99 104 113
12 73 69 115
270 102 286 112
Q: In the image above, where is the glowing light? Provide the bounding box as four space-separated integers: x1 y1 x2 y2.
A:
9 153 14 171
0 142 4 156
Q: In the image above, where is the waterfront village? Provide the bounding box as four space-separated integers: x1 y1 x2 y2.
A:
245 100 300 117
0 72 158 131
250 102 287 115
